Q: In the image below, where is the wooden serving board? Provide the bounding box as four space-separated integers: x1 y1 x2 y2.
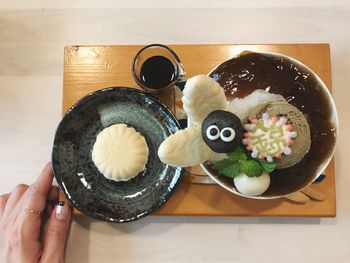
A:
62 44 336 217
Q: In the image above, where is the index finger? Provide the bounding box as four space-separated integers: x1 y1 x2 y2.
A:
15 163 54 225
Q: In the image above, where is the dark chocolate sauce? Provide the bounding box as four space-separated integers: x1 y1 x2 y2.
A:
140 56 176 89
209 52 336 196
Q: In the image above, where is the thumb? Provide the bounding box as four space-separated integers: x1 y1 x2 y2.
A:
41 201 71 263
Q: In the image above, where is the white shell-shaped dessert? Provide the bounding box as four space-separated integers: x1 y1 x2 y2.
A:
182 75 227 126
158 127 212 167
92 124 149 182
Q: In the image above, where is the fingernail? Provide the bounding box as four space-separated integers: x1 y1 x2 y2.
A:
55 201 69 221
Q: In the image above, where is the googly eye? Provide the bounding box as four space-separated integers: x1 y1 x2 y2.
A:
220 127 235 142
206 125 220 140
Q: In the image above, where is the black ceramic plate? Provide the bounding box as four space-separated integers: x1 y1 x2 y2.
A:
52 87 183 222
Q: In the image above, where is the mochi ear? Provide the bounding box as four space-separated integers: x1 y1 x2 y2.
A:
158 127 212 167
182 75 227 126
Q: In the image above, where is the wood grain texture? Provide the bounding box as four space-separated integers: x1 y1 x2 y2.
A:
62 44 335 217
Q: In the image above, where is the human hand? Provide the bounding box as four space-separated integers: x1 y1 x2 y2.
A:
0 163 71 263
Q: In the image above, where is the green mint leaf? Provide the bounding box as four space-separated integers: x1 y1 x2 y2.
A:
239 159 263 177
227 146 247 161
222 162 240 178
213 159 235 173
259 160 277 173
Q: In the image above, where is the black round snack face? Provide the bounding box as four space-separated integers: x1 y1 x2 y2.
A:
201 110 244 153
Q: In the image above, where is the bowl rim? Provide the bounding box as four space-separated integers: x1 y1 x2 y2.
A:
199 50 338 199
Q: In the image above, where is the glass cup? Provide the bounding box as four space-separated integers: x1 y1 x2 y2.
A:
132 44 185 94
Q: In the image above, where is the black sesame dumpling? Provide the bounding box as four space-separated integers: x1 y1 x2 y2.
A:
201 110 244 153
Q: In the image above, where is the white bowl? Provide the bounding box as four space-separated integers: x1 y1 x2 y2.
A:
198 51 338 199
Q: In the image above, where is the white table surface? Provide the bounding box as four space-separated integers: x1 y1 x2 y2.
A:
0 1 349 262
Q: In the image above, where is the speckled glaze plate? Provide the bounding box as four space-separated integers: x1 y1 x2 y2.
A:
52 87 183 222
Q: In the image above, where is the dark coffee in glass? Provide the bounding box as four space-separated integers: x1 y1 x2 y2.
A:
132 44 185 93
